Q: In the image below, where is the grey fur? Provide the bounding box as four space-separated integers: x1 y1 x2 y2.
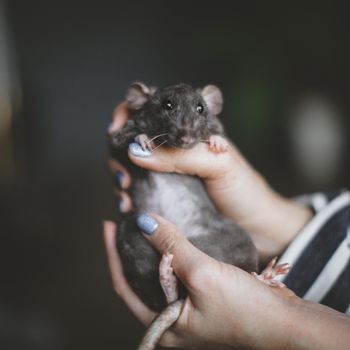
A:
116 172 257 311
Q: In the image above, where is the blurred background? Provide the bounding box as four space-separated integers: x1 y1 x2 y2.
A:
0 1 349 349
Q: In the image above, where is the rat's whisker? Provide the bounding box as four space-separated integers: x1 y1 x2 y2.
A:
148 133 168 143
152 139 168 151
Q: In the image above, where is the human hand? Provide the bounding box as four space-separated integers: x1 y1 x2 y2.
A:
105 101 348 350
107 102 312 260
103 216 295 349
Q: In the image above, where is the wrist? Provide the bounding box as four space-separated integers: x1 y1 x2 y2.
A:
225 285 350 350
280 295 350 350
240 189 313 260
225 282 298 350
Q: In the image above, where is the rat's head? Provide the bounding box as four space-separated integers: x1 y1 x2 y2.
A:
126 82 223 149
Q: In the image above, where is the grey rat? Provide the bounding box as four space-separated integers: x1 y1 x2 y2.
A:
108 83 288 350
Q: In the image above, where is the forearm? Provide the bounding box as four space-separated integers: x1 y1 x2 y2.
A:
282 296 350 350
240 190 313 261
228 290 350 350
206 146 312 261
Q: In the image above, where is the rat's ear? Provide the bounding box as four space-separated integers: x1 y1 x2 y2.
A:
126 82 153 110
200 85 223 116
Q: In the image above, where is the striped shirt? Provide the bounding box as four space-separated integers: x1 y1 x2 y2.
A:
277 190 350 314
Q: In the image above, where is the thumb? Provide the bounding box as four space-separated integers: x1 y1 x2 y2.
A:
136 213 206 286
128 141 236 180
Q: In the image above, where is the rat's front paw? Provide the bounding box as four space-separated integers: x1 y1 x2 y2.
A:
135 134 155 152
209 135 229 153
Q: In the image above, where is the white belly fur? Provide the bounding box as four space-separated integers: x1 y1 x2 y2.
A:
133 172 214 238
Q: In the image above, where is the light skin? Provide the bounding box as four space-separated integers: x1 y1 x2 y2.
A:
103 101 350 349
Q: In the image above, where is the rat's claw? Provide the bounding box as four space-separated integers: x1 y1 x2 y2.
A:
146 140 155 151
209 137 214 149
252 257 290 288
268 280 286 288
274 263 290 275
208 135 229 153
214 140 219 153
135 134 154 152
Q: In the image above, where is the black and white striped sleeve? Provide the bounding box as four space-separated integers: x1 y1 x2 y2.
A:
276 190 350 314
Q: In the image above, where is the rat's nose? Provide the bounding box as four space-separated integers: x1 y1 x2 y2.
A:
181 136 195 145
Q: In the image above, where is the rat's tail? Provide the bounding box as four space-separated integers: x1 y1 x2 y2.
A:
137 299 184 350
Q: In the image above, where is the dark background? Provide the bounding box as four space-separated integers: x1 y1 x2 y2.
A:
0 1 349 349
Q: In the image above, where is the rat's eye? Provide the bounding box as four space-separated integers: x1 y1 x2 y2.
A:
196 103 204 114
163 100 174 110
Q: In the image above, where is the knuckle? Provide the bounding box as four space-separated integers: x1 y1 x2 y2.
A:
157 230 180 253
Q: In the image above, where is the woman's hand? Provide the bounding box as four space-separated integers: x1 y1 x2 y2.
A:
107 102 312 260
105 101 349 350
103 215 350 350
103 216 295 349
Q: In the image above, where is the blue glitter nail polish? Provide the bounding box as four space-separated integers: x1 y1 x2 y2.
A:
136 213 158 235
115 197 123 212
128 143 152 157
114 171 124 188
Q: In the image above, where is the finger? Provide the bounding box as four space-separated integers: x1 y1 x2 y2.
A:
128 141 239 181
113 190 132 213
108 101 129 134
103 221 157 326
108 158 132 190
135 213 207 290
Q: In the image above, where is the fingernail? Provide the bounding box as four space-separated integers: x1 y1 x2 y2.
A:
115 197 123 212
136 213 158 235
128 142 152 157
114 171 124 188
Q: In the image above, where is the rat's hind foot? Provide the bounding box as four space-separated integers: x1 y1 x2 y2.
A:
252 257 290 288
138 255 181 350
208 135 229 153
135 134 155 152
159 253 178 304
